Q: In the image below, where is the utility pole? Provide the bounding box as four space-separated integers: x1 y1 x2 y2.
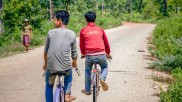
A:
50 0 53 21
138 0 143 11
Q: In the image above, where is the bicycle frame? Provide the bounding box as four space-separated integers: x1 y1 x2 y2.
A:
53 68 80 102
91 62 101 102
54 77 64 102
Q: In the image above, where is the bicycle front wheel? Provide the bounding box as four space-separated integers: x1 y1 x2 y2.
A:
54 87 64 102
54 87 61 102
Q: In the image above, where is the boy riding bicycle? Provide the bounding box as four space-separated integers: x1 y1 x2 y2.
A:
43 10 77 102
80 11 111 95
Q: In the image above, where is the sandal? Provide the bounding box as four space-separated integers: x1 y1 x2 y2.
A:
100 80 108 91
81 90 92 95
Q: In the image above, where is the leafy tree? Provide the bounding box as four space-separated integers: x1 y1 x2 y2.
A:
168 0 182 14
2 0 47 33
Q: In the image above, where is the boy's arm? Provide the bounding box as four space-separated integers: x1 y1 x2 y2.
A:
102 30 111 55
71 36 78 68
43 34 50 70
43 51 47 71
80 29 86 55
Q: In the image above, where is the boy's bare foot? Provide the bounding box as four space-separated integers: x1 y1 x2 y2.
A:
100 80 108 91
65 94 76 102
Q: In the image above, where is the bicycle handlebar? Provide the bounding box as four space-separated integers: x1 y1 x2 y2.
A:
43 70 46 77
75 67 80 76
107 56 112 63
81 55 86 59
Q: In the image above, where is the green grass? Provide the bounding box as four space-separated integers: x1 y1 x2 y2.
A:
151 75 175 84
0 42 24 57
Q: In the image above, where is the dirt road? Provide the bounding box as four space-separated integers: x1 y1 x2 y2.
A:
0 23 158 102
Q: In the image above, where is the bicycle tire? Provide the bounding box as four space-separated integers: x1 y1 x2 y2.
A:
97 71 100 96
54 86 64 102
93 74 97 102
60 86 64 102
54 87 61 102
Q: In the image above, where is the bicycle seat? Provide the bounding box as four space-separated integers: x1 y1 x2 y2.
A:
91 59 100 64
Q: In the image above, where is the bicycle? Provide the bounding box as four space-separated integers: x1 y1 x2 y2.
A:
43 68 80 102
81 55 112 102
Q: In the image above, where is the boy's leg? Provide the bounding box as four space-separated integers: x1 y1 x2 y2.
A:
85 56 92 92
45 70 56 102
64 69 72 94
99 55 109 91
64 69 76 101
99 55 108 81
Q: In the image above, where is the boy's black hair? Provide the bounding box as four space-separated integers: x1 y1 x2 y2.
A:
55 10 69 25
84 11 96 22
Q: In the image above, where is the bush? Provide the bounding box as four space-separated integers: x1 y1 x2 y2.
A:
172 68 182 83
152 16 182 71
121 12 157 23
150 55 182 71
68 13 121 35
31 29 44 46
40 21 54 36
153 17 182 56
151 16 182 102
160 83 182 102
68 14 85 35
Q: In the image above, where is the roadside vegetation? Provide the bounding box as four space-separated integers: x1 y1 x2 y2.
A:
150 16 182 102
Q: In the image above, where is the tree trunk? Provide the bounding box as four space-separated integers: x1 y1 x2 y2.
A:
50 0 53 21
102 0 104 15
163 0 168 16
96 0 98 10
130 0 132 16
138 0 143 11
176 3 180 14
65 2 68 10
0 0 2 10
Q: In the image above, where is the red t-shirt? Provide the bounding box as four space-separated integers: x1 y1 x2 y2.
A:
80 22 110 55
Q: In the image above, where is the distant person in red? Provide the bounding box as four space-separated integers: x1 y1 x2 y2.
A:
22 19 32 52
80 11 111 95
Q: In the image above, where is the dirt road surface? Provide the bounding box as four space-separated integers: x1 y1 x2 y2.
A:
0 23 159 102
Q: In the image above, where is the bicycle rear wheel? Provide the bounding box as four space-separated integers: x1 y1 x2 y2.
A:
93 74 97 102
93 85 97 102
